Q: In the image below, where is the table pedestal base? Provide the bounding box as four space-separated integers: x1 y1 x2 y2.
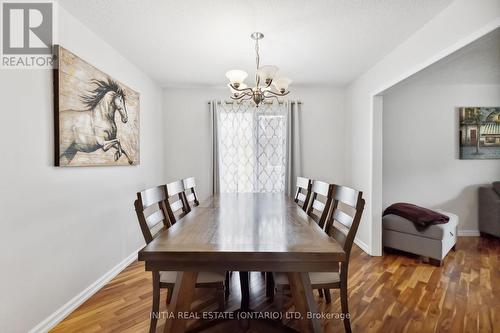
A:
168 271 320 333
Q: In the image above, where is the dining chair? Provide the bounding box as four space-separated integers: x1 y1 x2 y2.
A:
304 180 334 300
306 180 334 229
294 176 312 211
267 179 330 301
165 180 190 224
274 184 365 333
182 177 200 212
134 185 226 333
181 176 232 297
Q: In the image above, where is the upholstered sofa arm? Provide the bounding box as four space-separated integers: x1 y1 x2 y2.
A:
478 186 500 237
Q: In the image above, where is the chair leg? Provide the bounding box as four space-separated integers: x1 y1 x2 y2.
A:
275 285 287 324
239 271 250 311
324 289 331 304
167 285 173 304
225 272 230 299
150 272 160 333
340 272 351 333
217 283 225 312
266 272 275 301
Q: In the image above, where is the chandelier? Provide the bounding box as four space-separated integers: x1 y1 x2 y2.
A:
225 32 292 107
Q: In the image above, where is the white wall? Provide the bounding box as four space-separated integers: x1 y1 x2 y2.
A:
346 0 500 255
0 5 164 333
162 87 224 201
162 86 346 201
295 86 346 185
383 84 500 233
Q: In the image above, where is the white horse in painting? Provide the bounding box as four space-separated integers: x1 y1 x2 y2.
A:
59 78 133 165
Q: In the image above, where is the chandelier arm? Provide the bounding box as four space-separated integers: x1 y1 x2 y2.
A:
229 83 254 93
264 95 280 103
230 94 247 100
262 91 276 100
230 91 253 100
264 90 290 97
230 94 253 101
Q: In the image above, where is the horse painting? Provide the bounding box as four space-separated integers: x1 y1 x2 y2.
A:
55 46 139 166
59 79 133 164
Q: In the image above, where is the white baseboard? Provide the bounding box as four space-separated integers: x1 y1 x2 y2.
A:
458 229 480 236
29 246 143 333
354 237 371 255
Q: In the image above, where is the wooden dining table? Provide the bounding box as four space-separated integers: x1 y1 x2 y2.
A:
138 193 346 333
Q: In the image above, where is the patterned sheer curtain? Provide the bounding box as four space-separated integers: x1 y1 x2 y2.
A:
210 100 301 194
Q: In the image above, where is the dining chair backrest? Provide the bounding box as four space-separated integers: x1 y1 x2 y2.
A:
166 180 190 223
182 177 199 211
325 185 365 260
134 185 171 244
306 180 334 229
294 177 312 211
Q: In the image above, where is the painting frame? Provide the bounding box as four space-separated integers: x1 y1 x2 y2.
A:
54 45 140 167
458 106 500 160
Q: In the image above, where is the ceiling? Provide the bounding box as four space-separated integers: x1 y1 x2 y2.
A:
57 0 453 87
383 28 500 93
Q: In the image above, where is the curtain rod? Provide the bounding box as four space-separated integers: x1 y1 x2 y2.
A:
207 100 302 105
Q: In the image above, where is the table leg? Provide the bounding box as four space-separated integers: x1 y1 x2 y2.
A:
287 272 322 333
164 271 198 333
239 271 250 311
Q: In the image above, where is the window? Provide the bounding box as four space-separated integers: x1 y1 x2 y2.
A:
216 101 288 193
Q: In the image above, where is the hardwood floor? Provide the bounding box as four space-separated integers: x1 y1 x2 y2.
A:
51 236 499 333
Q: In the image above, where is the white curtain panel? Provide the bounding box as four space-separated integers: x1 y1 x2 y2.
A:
286 100 302 197
211 100 301 195
210 100 220 194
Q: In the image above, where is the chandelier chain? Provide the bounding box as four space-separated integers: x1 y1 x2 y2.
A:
255 38 260 86
255 37 260 69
